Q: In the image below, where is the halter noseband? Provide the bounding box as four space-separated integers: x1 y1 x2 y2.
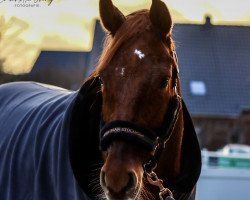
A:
100 120 157 151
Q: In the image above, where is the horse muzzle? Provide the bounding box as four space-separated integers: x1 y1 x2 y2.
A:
100 140 144 200
100 168 140 200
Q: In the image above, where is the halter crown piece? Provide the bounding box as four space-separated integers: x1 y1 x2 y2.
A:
99 51 180 200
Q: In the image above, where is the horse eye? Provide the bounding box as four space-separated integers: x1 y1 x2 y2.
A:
98 77 104 86
159 78 169 89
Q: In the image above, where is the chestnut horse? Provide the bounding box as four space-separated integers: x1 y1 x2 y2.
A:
0 0 201 200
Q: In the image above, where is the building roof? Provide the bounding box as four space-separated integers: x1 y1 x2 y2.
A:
172 21 250 117
31 51 89 74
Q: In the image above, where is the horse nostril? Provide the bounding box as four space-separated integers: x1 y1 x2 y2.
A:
100 171 107 191
122 172 137 194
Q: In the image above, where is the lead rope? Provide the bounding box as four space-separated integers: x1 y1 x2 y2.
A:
146 171 174 200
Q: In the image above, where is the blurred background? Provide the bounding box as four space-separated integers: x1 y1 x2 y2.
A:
1 0 250 199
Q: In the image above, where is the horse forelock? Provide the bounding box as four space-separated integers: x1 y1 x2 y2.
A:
90 9 175 80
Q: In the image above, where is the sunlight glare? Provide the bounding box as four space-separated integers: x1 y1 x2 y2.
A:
0 0 249 74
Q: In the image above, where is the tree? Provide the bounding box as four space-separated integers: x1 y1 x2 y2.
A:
0 58 4 73
0 15 31 74
0 30 5 73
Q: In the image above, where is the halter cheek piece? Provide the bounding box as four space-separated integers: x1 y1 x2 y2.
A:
99 51 180 200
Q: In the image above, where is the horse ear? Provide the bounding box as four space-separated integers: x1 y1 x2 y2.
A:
150 0 172 37
99 0 126 35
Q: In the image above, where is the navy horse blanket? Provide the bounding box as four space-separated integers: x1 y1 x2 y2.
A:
0 82 93 200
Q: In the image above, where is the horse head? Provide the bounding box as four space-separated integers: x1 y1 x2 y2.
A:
96 0 183 199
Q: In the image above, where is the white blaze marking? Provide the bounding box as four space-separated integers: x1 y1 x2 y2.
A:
134 49 145 59
121 67 125 76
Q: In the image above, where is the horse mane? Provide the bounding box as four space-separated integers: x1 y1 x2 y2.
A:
88 9 175 80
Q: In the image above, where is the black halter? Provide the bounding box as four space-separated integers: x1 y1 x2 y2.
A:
99 51 181 174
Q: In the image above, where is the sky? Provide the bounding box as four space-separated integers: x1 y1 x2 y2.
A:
0 0 250 74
